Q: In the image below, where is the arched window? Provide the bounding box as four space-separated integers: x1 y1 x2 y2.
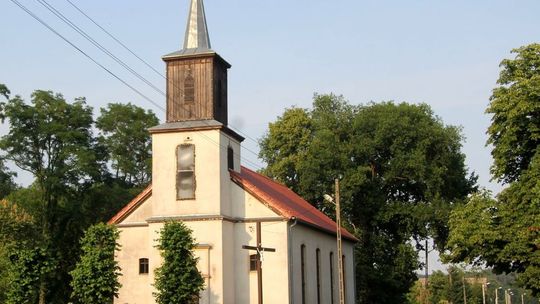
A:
177 144 195 200
301 244 306 304
342 255 346 303
316 248 321 304
330 252 335 304
139 258 149 274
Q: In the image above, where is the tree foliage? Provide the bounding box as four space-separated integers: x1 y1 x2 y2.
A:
259 94 476 303
154 221 204 304
70 223 121 304
487 43 540 184
96 103 158 186
446 43 540 296
0 199 36 303
0 87 152 302
0 84 9 100
6 247 54 304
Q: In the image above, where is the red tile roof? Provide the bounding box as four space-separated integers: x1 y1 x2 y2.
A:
109 167 357 242
230 167 357 242
108 185 152 224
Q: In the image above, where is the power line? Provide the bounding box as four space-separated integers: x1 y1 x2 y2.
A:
65 0 164 80
34 0 166 98
8 0 264 172
8 0 163 111
41 0 262 160
62 0 262 148
33 0 262 164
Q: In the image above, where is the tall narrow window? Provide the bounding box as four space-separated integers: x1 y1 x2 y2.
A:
330 252 335 304
227 146 234 170
217 80 223 108
301 244 306 304
316 249 321 304
184 68 195 104
342 255 346 303
177 144 195 200
139 258 149 274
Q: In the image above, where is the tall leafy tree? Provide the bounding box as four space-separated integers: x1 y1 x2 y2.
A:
487 43 540 184
0 199 36 302
96 103 158 186
0 84 9 100
154 221 204 304
70 223 121 304
6 247 54 304
259 94 476 303
0 84 17 198
445 44 540 295
0 90 104 303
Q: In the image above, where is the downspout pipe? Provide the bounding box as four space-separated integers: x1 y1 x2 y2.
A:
288 216 298 304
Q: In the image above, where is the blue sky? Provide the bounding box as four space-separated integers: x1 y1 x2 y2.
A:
3 0 540 192
1 0 540 273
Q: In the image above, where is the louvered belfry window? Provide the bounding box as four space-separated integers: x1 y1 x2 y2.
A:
177 144 195 200
184 69 195 104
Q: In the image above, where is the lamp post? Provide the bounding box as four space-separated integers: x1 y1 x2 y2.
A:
324 178 345 304
482 282 489 304
496 287 501 304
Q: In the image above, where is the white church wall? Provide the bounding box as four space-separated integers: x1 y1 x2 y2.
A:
116 219 232 304
120 196 153 224
151 129 223 217
116 225 153 304
230 182 279 219
290 224 356 304
218 131 241 217
233 220 290 304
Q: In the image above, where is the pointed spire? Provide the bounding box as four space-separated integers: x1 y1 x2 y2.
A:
183 0 211 50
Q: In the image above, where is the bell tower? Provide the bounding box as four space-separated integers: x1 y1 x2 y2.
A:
162 0 230 125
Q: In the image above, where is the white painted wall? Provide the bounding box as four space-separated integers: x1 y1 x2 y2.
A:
114 127 356 304
290 224 356 304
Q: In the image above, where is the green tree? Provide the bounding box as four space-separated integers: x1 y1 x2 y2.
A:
0 87 148 302
0 90 104 303
0 160 17 199
446 267 469 304
0 84 9 100
70 223 121 304
486 44 540 184
429 270 449 304
259 94 476 303
445 44 540 296
0 84 18 198
154 221 204 304
6 247 54 304
0 199 37 302
96 103 158 186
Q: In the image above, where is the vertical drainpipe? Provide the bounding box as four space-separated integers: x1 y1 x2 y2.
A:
288 216 298 304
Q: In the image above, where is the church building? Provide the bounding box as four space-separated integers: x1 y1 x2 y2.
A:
109 1 357 303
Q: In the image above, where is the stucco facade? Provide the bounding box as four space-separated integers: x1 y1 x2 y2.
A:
112 125 356 304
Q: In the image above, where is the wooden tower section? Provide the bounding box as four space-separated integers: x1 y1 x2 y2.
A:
162 0 230 125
